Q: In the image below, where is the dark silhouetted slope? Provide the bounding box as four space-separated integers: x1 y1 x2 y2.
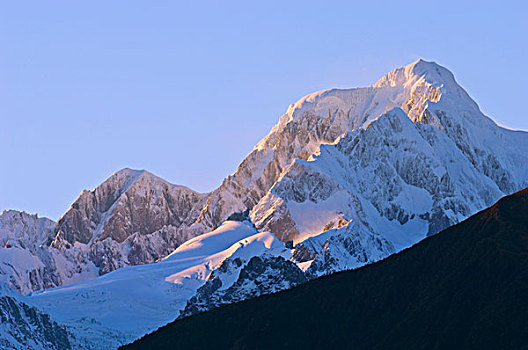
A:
123 188 528 349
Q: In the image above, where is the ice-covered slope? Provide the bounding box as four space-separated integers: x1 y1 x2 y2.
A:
180 251 306 318
29 220 290 349
124 188 528 350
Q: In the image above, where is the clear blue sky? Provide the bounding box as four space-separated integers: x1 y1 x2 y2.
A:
1 1 527 220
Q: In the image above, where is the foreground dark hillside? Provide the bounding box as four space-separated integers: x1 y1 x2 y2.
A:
123 188 528 350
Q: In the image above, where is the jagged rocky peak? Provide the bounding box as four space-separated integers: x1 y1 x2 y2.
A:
50 168 207 249
373 59 485 125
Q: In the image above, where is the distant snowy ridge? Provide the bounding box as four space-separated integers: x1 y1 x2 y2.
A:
0 210 55 249
0 211 58 294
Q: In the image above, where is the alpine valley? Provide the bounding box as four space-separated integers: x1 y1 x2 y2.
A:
2 59 528 349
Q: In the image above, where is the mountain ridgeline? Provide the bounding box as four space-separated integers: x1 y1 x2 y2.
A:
1 59 528 348
2 59 528 295
124 188 528 349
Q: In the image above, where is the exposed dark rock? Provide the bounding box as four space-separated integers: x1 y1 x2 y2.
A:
179 255 307 318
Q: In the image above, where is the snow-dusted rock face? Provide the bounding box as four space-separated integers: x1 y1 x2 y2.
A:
51 169 206 247
179 221 302 318
0 285 73 350
293 221 395 279
254 105 513 277
0 211 55 251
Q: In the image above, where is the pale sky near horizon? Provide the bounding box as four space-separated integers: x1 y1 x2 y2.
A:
1 1 527 220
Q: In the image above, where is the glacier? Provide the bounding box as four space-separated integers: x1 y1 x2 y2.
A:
28 220 291 348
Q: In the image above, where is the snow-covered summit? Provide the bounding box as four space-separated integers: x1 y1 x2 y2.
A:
278 59 480 133
374 59 453 87
110 168 200 193
192 60 527 240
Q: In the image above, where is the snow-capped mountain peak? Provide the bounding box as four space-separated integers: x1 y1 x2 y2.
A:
2 59 528 347
373 59 451 87
179 60 528 253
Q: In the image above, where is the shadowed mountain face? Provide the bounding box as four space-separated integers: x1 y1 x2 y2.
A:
123 188 528 350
